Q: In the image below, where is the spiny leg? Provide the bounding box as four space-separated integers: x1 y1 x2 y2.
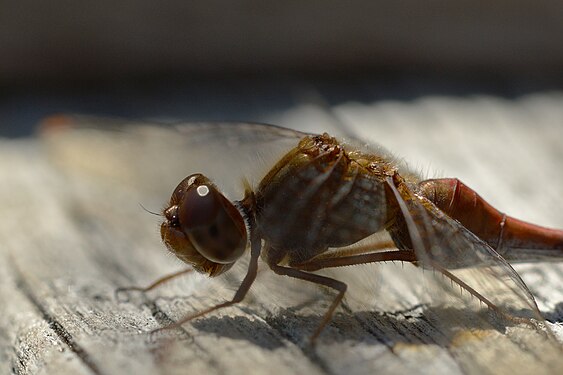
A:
295 250 417 271
115 269 193 300
303 249 515 319
151 236 262 334
428 262 497 310
269 264 347 344
308 239 397 263
427 260 527 324
295 250 522 330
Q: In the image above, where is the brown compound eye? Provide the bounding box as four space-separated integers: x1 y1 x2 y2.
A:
167 174 247 264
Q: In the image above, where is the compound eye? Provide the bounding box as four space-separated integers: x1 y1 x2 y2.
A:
175 175 247 264
177 184 218 228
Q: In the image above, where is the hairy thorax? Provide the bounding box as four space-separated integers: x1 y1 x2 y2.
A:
255 133 397 266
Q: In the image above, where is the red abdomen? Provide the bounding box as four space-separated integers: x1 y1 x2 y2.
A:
418 178 563 262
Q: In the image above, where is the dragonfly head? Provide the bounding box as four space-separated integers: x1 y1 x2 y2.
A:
160 173 248 277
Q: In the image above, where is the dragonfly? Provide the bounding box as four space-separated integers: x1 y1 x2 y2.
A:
41 115 563 348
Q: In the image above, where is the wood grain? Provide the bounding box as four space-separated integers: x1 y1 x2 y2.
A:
1 92 562 375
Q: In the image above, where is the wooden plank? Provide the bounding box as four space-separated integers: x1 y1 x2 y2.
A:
1 92 562 374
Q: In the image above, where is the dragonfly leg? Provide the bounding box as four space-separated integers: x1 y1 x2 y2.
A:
272 250 417 342
115 269 193 301
151 235 261 334
427 261 499 311
295 250 417 272
308 239 397 262
269 264 347 344
429 261 536 327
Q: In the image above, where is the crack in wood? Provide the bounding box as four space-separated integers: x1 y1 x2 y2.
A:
262 314 334 375
339 303 398 352
9 257 103 375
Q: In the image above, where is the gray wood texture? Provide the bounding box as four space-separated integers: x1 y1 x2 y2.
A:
1 92 562 374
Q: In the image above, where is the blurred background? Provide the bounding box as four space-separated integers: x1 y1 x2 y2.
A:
1 0 563 136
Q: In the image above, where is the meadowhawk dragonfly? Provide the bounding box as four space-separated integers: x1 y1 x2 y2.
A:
41 115 563 361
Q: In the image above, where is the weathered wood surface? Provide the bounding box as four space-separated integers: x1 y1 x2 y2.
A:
1 92 562 375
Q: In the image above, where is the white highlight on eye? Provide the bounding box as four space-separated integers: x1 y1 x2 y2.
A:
197 185 210 197
188 176 197 186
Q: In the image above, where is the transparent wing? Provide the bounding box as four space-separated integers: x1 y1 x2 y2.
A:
385 178 563 372
39 115 317 323
40 115 307 204
390 179 540 318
